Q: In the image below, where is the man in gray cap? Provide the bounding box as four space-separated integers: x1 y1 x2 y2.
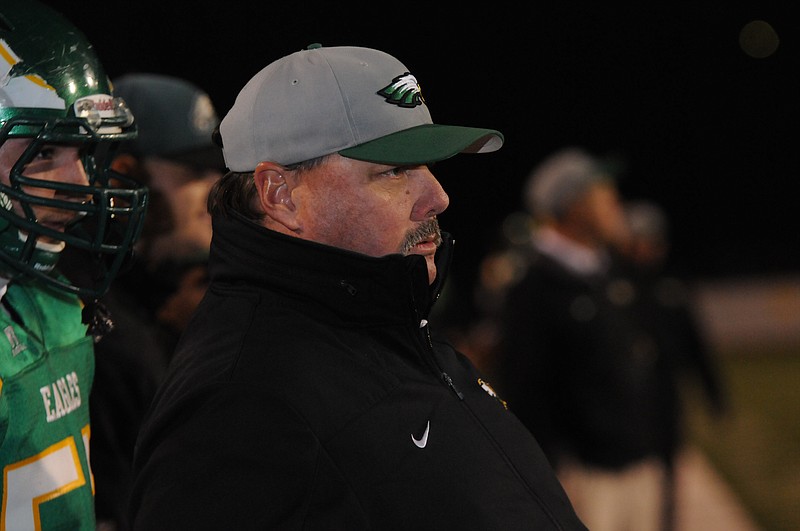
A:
128 44 586 529
496 147 676 531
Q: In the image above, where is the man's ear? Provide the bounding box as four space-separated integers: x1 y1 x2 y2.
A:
253 161 299 230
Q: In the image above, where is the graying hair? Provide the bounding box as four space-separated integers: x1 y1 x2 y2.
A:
207 155 331 220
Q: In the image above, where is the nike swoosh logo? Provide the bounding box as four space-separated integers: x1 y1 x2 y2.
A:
412 420 430 448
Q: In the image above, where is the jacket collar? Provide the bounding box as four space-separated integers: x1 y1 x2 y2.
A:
208 212 452 326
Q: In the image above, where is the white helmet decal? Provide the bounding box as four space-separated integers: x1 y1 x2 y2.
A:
0 39 66 110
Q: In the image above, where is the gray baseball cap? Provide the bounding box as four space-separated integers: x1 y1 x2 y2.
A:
219 44 504 171
525 147 614 220
113 73 224 169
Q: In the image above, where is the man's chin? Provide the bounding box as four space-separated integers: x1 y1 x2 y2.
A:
425 256 437 285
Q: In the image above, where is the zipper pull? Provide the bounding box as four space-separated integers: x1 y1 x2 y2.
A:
442 372 464 400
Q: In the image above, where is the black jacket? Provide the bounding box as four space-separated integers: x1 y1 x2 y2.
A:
497 249 676 469
128 212 586 530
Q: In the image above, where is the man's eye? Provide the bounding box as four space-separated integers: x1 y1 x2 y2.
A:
381 166 408 178
33 147 56 160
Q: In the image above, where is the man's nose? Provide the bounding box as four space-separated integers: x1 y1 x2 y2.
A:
64 157 90 187
415 168 450 219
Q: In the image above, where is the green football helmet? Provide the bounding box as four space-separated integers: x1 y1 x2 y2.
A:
0 0 148 298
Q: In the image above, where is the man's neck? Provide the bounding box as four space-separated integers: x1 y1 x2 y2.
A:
533 225 608 276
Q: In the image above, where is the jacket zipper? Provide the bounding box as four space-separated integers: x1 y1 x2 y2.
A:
419 320 464 400
417 320 564 527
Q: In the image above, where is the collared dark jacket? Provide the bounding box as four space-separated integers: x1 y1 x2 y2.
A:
128 212 586 530
496 248 675 470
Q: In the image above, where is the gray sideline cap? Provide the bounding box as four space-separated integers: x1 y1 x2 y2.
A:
525 147 613 220
113 73 224 169
218 44 504 171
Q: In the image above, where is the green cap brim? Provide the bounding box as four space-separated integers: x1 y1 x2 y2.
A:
339 124 504 165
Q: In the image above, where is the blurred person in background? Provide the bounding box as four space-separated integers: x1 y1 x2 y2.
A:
495 147 675 531
613 198 728 529
109 73 224 351
73 73 225 530
449 211 536 374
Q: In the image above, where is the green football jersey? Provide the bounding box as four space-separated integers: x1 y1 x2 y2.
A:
0 280 95 530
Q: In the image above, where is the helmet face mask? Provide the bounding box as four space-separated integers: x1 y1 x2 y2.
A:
0 0 148 298
0 130 147 298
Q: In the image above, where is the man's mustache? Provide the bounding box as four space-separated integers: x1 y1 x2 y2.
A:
400 219 442 255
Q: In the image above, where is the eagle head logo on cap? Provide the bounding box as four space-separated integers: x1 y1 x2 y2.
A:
378 73 424 108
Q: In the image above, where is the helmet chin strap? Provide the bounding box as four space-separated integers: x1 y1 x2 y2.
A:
27 232 67 253
0 226 62 278
0 190 60 275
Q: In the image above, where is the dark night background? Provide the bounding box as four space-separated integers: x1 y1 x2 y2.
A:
52 2 798 305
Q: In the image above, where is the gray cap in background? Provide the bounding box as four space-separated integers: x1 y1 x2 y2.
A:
113 73 225 170
524 147 614 221
219 44 504 171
